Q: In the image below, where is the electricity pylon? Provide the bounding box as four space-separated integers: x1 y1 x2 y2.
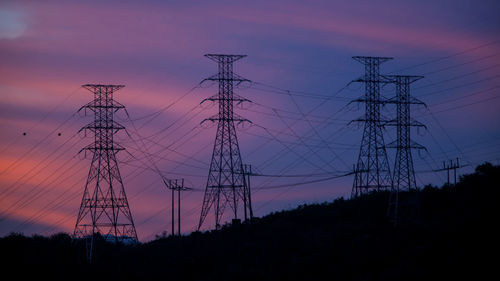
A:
198 54 251 230
74 84 137 261
351 56 393 198
384 75 426 226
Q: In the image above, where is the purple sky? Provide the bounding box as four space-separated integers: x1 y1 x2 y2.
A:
1 0 499 241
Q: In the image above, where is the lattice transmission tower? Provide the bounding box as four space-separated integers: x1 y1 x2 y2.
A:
351 56 393 198
198 54 252 230
385 75 426 226
74 84 137 258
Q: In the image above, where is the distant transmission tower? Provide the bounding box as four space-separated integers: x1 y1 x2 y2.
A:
385 75 426 226
74 84 137 260
351 56 393 198
198 54 251 230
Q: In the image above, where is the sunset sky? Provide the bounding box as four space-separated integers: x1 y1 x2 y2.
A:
1 0 499 241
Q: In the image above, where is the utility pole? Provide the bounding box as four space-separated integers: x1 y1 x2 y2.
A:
198 54 251 230
163 178 189 236
452 158 460 186
74 84 137 262
242 164 254 221
384 75 426 226
350 56 393 198
435 158 461 186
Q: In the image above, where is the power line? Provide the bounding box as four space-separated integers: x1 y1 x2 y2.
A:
240 129 357 150
0 138 83 217
127 83 202 128
285 90 351 169
243 105 349 125
270 108 342 172
415 62 500 91
0 112 78 176
0 129 82 202
389 39 500 73
257 171 354 190
249 123 354 201
422 84 500 110
0 86 82 155
422 51 500 76
249 81 351 101
426 94 500 115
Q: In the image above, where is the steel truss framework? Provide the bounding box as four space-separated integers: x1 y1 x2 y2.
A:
351 56 393 198
198 54 252 230
385 76 426 225
74 84 137 250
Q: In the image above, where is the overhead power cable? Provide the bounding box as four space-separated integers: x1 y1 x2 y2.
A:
389 38 500 73
257 171 354 190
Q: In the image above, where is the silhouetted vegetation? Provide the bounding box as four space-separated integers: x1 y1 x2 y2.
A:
1 163 497 280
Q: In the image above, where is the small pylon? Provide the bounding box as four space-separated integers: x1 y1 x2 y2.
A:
434 158 461 186
163 178 190 236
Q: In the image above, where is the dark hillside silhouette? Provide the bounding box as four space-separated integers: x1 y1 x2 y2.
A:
1 163 497 280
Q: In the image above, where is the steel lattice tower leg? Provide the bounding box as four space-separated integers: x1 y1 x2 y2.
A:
198 54 251 230
74 84 137 260
385 76 426 226
351 56 393 198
